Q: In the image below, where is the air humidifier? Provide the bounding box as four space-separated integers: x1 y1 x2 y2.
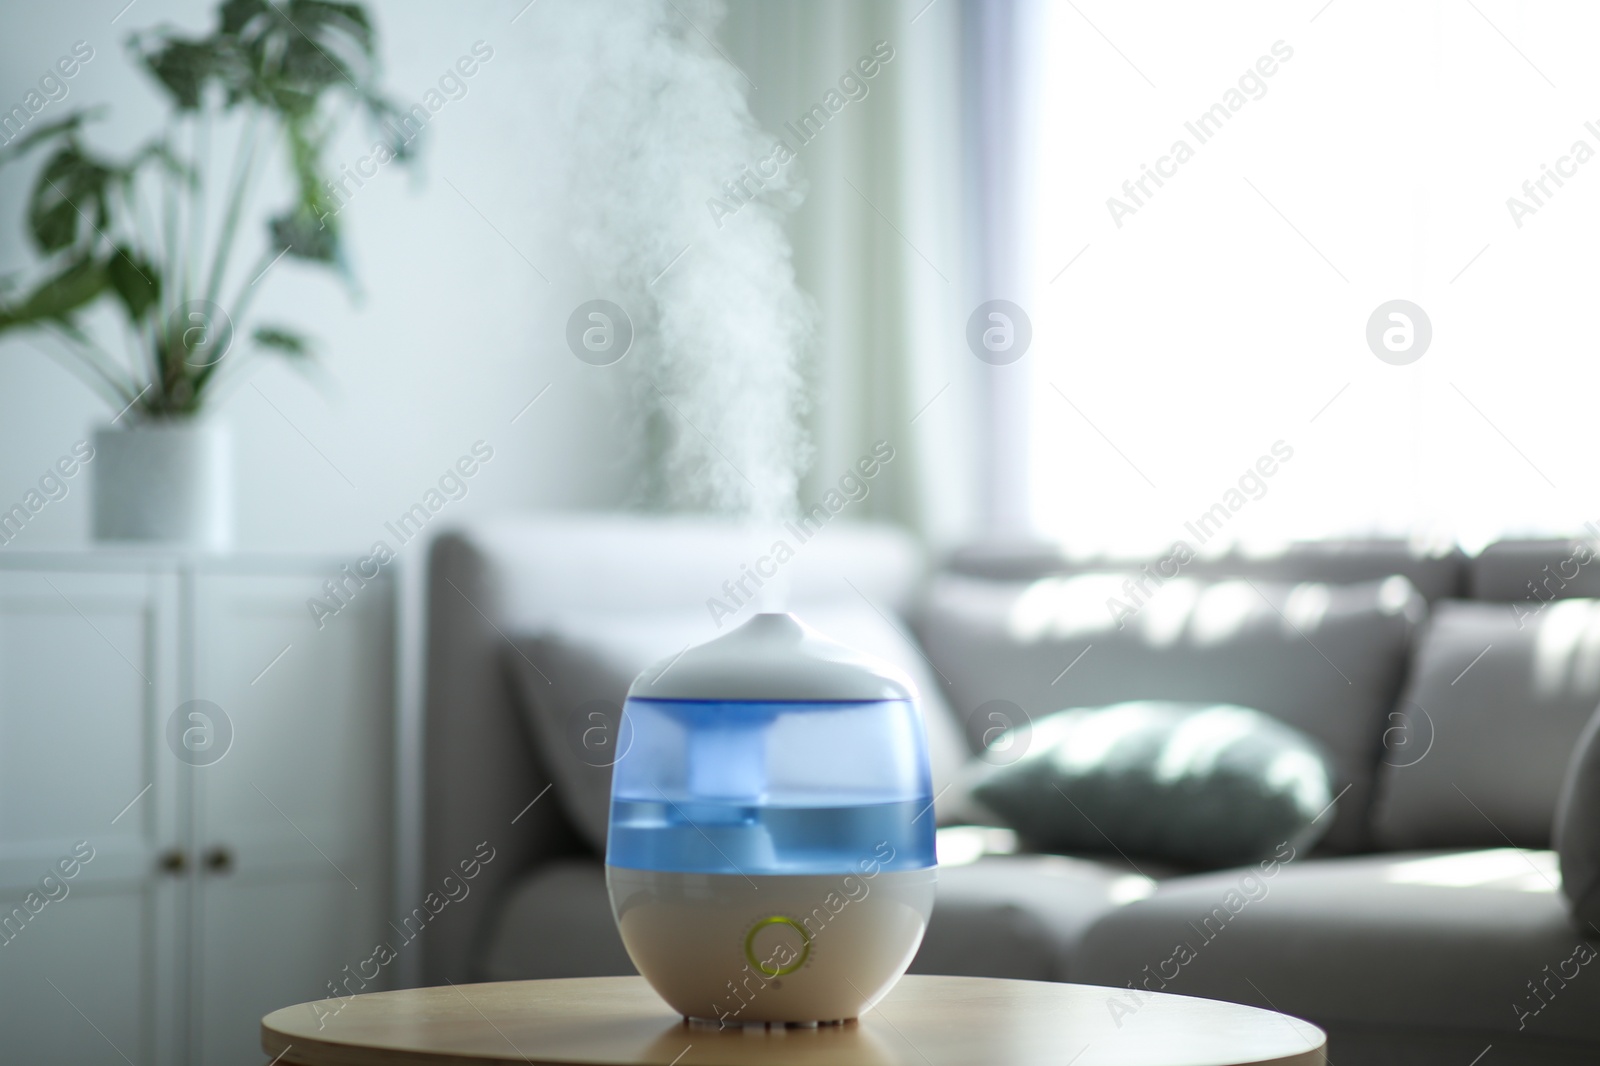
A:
606 612 938 1026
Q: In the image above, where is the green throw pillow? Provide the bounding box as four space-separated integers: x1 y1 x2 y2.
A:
966 701 1335 868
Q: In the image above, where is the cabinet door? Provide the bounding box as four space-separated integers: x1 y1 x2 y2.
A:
0 569 183 1066
190 568 394 1066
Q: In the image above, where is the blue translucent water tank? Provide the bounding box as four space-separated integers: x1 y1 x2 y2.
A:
606 612 937 876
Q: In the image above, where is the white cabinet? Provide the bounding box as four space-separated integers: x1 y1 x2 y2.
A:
0 568 183 1066
0 554 394 1066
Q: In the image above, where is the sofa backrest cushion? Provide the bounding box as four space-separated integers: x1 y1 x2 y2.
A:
1555 705 1600 934
1470 538 1600 603
504 603 972 853
461 514 928 625
912 572 1426 851
1371 598 1600 850
945 539 1467 603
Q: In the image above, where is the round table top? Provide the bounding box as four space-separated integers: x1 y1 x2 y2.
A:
261 975 1325 1066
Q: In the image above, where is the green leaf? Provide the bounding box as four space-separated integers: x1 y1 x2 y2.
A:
134 37 226 111
219 0 271 37
267 113 341 264
254 324 311 357
0 109 103 170
291 1 374 52
279 1 375 84
269 206 336 261
26 256 109 321
218 0 377 116
28 142 114 253
366 96 419 162
107 247 161 321
0 254 109 334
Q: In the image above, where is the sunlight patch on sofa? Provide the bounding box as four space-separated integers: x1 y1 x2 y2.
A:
1383 849 1558 892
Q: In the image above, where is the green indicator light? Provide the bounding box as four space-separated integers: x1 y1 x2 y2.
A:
744 915 812 977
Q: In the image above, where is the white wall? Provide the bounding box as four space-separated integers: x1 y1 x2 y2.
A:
0 0 633 555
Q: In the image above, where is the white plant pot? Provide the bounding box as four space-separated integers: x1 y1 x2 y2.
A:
92 421 232 548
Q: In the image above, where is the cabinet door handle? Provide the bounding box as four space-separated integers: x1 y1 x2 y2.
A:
158 848 187 875
203 846 234 874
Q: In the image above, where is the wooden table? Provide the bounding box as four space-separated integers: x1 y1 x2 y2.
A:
262 975 1325 1066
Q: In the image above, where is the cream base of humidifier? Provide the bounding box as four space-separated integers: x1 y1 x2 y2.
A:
607 865 936 1025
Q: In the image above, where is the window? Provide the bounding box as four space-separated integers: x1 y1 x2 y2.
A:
1021 1 1598 555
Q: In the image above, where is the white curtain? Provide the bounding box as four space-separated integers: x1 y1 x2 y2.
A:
723 0 985 547
963 0 1046 537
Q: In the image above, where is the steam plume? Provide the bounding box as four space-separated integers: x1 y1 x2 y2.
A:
546 0 813 519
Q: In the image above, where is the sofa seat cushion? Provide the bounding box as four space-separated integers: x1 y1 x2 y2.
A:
909 851 1169 982
1074 848 1600 1044
480 860 636 982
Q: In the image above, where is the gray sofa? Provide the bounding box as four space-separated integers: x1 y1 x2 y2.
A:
422 517 1600 1064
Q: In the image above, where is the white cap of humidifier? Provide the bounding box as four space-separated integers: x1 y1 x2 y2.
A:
627 612 916 703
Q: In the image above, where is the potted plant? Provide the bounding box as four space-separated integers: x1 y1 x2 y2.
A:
0 0 412 547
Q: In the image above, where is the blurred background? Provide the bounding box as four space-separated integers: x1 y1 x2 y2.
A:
2 0 1596 557
6 2 1600 1064
0 0 976 554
